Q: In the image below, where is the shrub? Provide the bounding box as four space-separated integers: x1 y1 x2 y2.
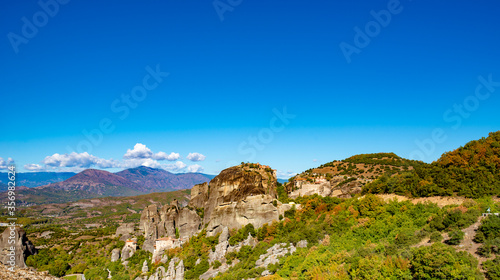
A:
229 223 256 246
411 243 481 279
48 260 70 277
447 230 464 245
483 257 500 280
185 259 209 279
213 260 222 269
429 231 443 243
474 231 486 243
479 215 500 240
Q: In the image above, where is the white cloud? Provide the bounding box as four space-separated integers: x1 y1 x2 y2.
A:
187 164 204 173
0 157 14 170
43 152 96 168
26 144 192 172
94 158 121 169
163 161 187 172
120 158 159 169
313 159 318 162
140 158 162 168
41 152 121 169
155 152 180 161
24 164 44 171
186 152 206 162
123 143 153 159
124 143 180 161
277 170 297 179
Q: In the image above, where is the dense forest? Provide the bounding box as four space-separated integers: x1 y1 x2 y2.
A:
363 131 500 198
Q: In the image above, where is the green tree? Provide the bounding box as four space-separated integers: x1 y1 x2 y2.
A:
447 230 464 245
410 243 481 279
484 257 500 280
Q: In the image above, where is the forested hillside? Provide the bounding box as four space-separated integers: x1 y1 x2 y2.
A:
363 131 500 198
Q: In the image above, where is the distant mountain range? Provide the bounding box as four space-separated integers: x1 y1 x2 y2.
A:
1 166 215 204
116 166 215 193
0 172 76 191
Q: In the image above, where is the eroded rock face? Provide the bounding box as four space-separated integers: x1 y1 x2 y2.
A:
255 243 296 268
141 260 148 273
0 263 61 280
111 248 120 262
206 194 279 236
289 182 331 199
147 257 181 280
140 164 281 244
121 239 137 262
0 227 37 268
289 175 364 199
175 260 184 280
208 227 230 263
116 223 135 241
202 165 277 227
140 200 201 253
188 182 209 209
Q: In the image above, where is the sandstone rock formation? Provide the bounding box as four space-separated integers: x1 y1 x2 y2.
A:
296 239 308 248
111 248 121 262
175 260 184 280
0 263 61 280
199 226 257 279
255 243 296 268
289 175 363 199
115 223 135 241
136 257 184 280
141 260 148 273
0 227 37 268
140 200 201 253
208 226 230 264
121 238 137 262
140 164 287 249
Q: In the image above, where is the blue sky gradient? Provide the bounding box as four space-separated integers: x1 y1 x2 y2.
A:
1 0 499 177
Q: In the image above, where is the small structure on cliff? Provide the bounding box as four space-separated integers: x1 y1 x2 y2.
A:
155 236 184 251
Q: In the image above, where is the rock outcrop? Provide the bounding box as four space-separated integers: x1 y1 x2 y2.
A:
255 243 296 268
289 175 364 199
140 200 200 253
175 260 184 280
141 260 148 273
115 223 135 241
0 227 37 268
121 238 137 262
198 226 257 279
140 163 286 247
136 258 183 280
296 240 308 248
111 248 121 262
0 263 61 280
208 227 230 263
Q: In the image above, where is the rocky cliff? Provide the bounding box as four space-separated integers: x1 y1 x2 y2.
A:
0 263 61 280
0 227 37 268
140 163 291 252
289 175 365 199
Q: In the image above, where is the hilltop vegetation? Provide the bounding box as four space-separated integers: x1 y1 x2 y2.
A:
292 153 423 189
364 131 500 198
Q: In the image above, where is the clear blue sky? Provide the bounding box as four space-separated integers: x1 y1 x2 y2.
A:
1 0 499 177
